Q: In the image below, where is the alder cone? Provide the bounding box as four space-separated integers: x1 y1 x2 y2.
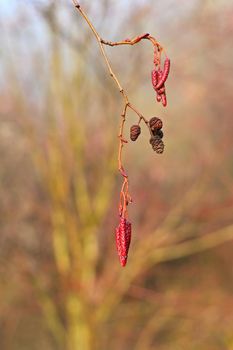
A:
156 129 164 139
150 135 164 154
130 124 141 141
149 117 163 132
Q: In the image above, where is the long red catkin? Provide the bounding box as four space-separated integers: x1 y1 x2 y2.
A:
151 69 158 90
115 217 132 267
157 86 165 94
161 92 167 107
155 68 163 102
155 57 171 90
156 94 162 102
115 226 122 258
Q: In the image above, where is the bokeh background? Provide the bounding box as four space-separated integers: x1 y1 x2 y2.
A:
1 0 233 349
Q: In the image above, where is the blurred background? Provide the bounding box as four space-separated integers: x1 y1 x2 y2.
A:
1 0 233 349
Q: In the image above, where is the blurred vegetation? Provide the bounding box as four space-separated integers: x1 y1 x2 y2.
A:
0 0 233 349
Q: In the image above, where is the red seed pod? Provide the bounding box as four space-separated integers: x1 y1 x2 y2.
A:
156 57 170 90
130 124 141 141
115 217 132 267
151 69 158 90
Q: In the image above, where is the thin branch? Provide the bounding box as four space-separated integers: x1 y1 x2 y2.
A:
72 0 126 98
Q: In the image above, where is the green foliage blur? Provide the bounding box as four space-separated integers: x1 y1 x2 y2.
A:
0 0 233 349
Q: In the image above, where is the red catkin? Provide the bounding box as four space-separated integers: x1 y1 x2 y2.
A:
151 69 158 90
115 226 122 259
156 94 162 102
157 67 163 83
161 92 167 107
155 57 170 90
157 86 165 94
115 217 132 267
156 68 164 101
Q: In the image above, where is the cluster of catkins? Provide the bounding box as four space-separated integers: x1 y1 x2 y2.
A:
115 51 170 267
151 57 170 106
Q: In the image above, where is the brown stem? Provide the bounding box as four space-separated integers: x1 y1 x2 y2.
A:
72 0 127 101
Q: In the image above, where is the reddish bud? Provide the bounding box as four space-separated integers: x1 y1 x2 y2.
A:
135 33 150 43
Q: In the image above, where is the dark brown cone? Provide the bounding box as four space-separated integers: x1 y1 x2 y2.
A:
130 125 141 141
149 117 163 132
156 129 164 139
150 135 164 154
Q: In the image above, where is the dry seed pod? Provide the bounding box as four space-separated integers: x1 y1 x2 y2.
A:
150 135 164 154
149 117 163 131
130 124 141 141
